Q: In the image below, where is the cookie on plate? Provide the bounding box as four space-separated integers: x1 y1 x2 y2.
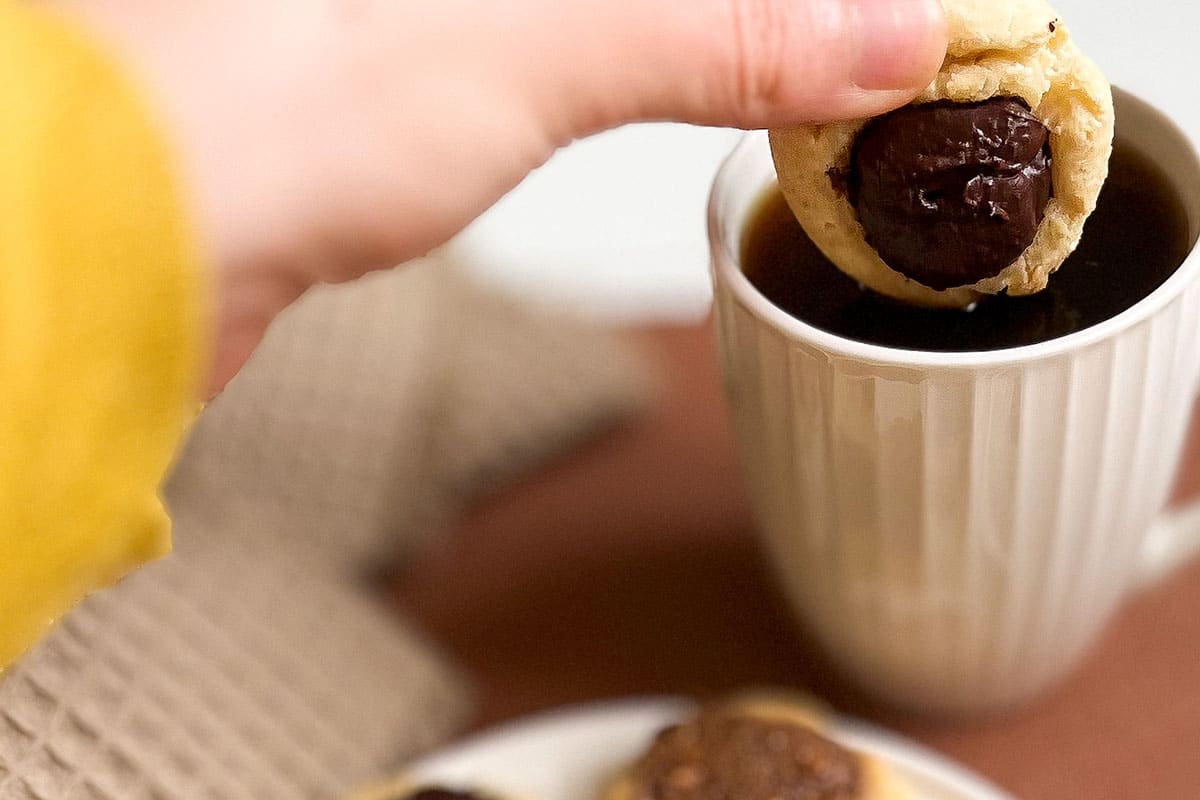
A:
602 694 912 800
350 784 507 800
769 0 1114 307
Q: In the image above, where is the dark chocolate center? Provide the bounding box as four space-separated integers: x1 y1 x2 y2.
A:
404 789 489 800
848 97 1053 291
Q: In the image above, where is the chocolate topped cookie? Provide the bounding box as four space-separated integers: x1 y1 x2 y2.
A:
403 791 492 800
627 709 860 800
351 784 503 800
604 696 912 800
769 0 1114 307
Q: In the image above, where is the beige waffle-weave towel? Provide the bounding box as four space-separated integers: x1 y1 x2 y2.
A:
167 260 652 571
0 536 470 800
0 259 653 799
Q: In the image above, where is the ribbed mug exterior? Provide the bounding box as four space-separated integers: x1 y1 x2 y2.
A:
710 93 1200 715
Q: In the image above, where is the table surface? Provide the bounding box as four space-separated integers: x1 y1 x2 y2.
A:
391 323 1200 800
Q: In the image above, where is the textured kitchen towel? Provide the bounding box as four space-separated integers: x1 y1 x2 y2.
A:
0 259 653 799
165 261 653 572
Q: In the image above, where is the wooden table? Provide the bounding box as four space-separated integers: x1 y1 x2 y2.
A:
391 323 1200 800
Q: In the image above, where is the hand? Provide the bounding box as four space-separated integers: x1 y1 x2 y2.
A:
55 0 947 392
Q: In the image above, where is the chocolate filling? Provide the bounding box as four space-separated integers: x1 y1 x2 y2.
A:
403 789 489 800
629 709 861 800
848 97 1053 291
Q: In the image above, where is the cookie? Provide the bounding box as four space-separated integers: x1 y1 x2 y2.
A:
769 0 1114 307
602 694 913 800
349 784 505 800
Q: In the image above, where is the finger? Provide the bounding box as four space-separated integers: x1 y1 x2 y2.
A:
535 0 948 137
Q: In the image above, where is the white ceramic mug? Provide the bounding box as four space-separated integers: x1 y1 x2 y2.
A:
709 90 1200 716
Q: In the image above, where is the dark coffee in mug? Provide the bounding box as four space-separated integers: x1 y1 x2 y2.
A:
742 138 1192 352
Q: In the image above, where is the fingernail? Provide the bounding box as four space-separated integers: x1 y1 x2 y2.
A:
851 0 948 91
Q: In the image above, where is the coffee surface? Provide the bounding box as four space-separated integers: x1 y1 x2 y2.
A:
849 98 1053 290
744 140 1191 352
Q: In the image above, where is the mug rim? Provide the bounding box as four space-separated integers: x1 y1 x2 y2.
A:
710 92 1200 370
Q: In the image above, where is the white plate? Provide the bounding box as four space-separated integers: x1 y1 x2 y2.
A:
408 697 1015 800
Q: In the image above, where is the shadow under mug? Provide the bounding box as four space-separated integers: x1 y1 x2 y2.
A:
708 89 1200 716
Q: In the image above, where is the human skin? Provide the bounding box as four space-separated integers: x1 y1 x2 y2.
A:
50 0 948 393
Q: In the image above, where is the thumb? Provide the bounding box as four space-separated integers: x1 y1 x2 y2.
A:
542 0 948 135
